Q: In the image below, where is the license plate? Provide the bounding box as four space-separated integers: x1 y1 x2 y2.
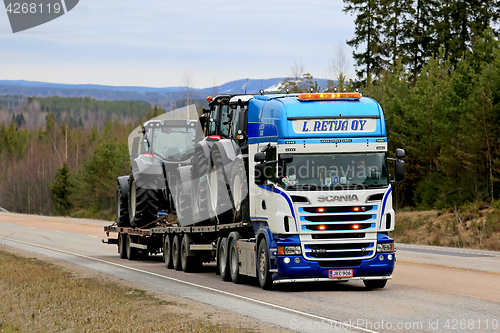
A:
329 269 353 278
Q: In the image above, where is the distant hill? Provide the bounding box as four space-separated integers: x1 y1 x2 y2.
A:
0 78 331 104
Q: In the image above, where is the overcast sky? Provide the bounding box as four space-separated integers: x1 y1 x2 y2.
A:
0 0 357 88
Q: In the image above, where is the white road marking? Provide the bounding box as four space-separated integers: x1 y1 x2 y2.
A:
3 238 378 333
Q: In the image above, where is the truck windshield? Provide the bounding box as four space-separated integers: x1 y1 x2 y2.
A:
151 127 197 161
279 152 388 190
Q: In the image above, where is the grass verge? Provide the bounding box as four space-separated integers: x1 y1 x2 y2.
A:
0 249 247 332
394 204 500 251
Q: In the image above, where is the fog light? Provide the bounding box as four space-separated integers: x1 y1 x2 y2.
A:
294 257 300 263
388 254 393 261
284 257 291 264
378 254 384 261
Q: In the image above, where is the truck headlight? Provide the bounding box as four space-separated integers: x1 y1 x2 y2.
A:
278 246 301 255
376 243 394 253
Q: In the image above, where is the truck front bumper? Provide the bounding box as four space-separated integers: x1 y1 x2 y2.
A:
272 252 395 283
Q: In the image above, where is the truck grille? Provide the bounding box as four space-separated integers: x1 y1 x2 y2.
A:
298 204 378 260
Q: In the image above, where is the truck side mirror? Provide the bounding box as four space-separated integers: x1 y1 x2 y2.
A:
395 160 405 182
254 152 266 163
396 148 405 159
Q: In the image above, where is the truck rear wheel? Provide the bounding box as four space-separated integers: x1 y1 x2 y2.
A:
363 279 387 289
257 238 273 289
129 173 158 229
116 180 130 227
126 234 137 260
118 233 127 259
218 237 231 281
172 234 182 271
229 239 241 284
163 234 173 269
181 235 202 272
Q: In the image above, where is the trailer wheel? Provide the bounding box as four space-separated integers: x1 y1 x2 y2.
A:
126 234 137 260
163 234 173 269
129 173 158 229
172 234 182 271
229 239 241 284
257 238 273 289
181 235 202 273
363 279 387 289
116 179 130 227
218 237 231 281
118 233 127 259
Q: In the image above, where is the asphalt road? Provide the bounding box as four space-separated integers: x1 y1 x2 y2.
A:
0 212 499 333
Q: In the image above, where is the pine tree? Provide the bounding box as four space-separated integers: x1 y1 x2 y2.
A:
343 0 385 83
50 163 73 216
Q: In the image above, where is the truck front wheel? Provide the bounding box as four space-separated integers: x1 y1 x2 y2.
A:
363 279 387 289
172 234 182 271
257 238 273 289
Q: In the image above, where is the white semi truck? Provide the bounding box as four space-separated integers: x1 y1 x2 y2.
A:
104 92 405 289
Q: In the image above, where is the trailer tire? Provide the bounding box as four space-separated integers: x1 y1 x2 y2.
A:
257 238 273 289
229 239 241 284
129 173 158 229
163 234 173 269
218 237 231 281
116 180 130 227
363 279 387 289
181 235 201 273
172 234 182 271
118 233 127 259
126 234 137 260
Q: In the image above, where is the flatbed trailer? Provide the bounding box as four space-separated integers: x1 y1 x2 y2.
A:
103 220 255 273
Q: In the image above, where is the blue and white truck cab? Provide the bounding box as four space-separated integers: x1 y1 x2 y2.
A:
244 91 405 288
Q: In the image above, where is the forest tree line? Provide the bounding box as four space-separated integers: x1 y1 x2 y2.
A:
0 101 164 219
340 0 500 209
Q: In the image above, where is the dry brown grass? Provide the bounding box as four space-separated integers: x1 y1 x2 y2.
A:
394 205 500 251
0 250 249 333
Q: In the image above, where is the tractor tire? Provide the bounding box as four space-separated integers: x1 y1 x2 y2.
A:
218 237 231 281
229 161 249 223
211 149 234 223
174 170 194 226
191 148 213 225
115 179 130 227
128 173 158 229
257 238 273 289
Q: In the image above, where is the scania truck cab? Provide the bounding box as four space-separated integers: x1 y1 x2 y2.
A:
212 91 405 288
